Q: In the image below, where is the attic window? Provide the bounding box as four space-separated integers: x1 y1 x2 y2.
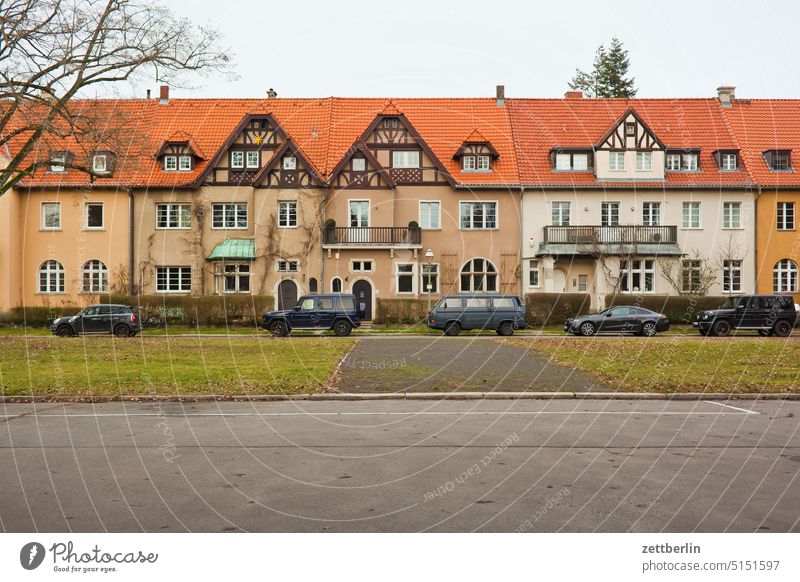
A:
665 151 699 172
282 155 297 170
625 122 636 136
50 152 67 172
92 154 108 174
462 155 491 172
179 155 192 171
352 157 366 172
764 150 792 172
552 151 591 171
383 117 399 129
713 150 739 171
164 156 177 171
164 155 193 171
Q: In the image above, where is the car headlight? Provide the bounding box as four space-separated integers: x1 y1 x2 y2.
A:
702 313 710 320
69 316 78 323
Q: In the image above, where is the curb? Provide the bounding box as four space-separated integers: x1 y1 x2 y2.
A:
1 392 798 403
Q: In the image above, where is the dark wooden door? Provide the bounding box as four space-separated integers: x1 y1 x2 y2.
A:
277 279 298 310
352 279 372 321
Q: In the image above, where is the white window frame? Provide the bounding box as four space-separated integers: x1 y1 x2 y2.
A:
555 153 571 171
777 202 795 231
476 155 491 172
278 201 298 228
528 260 540 288
41 202 61 230
230 151 244 169
572 153 588 171
421 263 439 295
392 150 420 168
246 151 260 169
419 200 441 230
462 156 476 171
276 260 299 273
282 155 297 170
601 201 619 227
619 258 656 293
215 262 251 295
349 200 370 228
774 259 798 292
723 201 743 229
683 153 698 171
178 155 192 171
81 260 108 293
351 260 374 273
163 156 177 171
156 203 191 229
38 260 65 294
459 201 498 230
681 201 701 229
156 266 191 293
722 260 742 293
84 202 104 230
665 153 682 171
609 151 625 171
642 202 661 226
50 153 66 173
92 154 108 173
395 262 416 294
636 151 653 171
211 203 247 230
352 157 366 172
551 201 571 227
721 153 737 171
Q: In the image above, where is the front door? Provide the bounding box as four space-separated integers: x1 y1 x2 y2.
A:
277 279 298 311
352 279 372 321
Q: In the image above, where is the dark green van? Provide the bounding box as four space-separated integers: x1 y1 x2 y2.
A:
427 295 526 336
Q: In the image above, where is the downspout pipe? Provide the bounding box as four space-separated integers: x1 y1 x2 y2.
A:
519 186 525 296
128 188 135 296
753 185 761 294
321 184 328 291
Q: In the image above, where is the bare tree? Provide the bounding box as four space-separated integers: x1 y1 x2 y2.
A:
0 0 232 195
659 250 718 297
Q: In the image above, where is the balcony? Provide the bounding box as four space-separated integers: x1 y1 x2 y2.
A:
322 226 422 249
539 225 682 256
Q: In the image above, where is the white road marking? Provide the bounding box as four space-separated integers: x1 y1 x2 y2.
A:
703 400 760 415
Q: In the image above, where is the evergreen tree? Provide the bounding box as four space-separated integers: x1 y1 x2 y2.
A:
568 37 637 98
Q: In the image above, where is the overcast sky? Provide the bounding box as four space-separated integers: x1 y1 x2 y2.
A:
152 0 799 100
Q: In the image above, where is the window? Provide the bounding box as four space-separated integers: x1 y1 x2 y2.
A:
277 260 298 272
156 266 191 293
460 258 498 293
421 264 439 294
777 202 795 230
554 152 590 171
282 156 296 170
50 152 66 172
246 151 260 169
773 259 798 292
396 263 414 293
419 201 440 229
466 297 489 308
642 202 661 226
392 150 420 168
682 202 701 229
41 202 61 230
619 259 655 293
215 263 250 294
460 201 497 229
555 153 571 171
476 155 491 171
299 298 314 310
665 152 699 172
609 151 625 171
352 260 373 272
318 297 334 310
349 200 370 227
383 118 399 129
625 122 636 136
551 201 570 226
722 260 742 293
764 150 792 171
666 153 682 171
636 152 652 171
212 203 247 229
156 203 191 229
723 202 742 229
601 202 619 227
163 156 177 171
331 277 343 293
352 157 366 172
38 260 65 293
578 274 588 292
92 154 108 173
230 151 244 169
178 155 192 171
528 260 540 288
278 201 297 228
81 260 108 293
682 154 698 171
721 153 738 171
681 259 702 293
84 203 104 230
309 278 318 294
462 156 476 171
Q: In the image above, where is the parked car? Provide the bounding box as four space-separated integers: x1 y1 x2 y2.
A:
693 295 797 337
263 293 360 337
564 306 670 337
50 304 142 337
427 295 526 336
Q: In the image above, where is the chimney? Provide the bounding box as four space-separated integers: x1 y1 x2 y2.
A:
565 91 583 100
496 85 505 107
717 85 735 107
146 89 151 99
159 85 169 105
266 88 278 99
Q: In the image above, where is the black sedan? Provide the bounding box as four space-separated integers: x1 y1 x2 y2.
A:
564 306 670 337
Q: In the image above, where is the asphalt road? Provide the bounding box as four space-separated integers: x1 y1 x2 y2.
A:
1 399 798 532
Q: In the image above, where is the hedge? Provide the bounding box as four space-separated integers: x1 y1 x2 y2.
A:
374 298 430 324
2 306 82 326
524 293 592 326
606 294 728 323
107 295 275 326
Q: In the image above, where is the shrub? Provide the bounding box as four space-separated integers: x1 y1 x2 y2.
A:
4 306 82 326
108 294 275 326
606 294 727 323
524 293 591 326
375 298 430 324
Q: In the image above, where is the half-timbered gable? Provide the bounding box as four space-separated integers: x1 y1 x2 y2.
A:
253 139 321 189
593 108 667 181
453 129 500 173
595 108 665 152
328 142 395 190
155 132 206 172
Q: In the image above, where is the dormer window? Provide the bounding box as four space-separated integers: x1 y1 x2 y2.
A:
461 155 491 172
764 150 792 172
476 155 491 171
49 151 68 172
282 155 297 170
713 150 739 171
392 150 420 168
92 154 108 173
352 157 366 172
164 156 177 171
665 151 699 172
553 151 591 171
178 155 192 171
163 154 193 171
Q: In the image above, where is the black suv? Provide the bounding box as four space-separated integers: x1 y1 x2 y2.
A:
51 304 142 337
263 293 360 337
693 295 797 337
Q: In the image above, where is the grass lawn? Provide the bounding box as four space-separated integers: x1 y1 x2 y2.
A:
0 336 354 397
507 336 800 393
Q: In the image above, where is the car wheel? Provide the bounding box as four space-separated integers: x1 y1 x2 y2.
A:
113 324 131 338
773 320 792 337
269 320 289 337
444 321 461 336
497 321 514 336
712 320 731 337
56 325 74 337
579 322 596 336
641 322 658 337
758 329 773 337
333 320 352 337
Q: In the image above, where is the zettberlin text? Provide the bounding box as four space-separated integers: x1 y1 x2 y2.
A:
642 543 701 554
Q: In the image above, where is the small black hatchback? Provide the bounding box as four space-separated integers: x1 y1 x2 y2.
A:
50 304 142 337
693 295 797 337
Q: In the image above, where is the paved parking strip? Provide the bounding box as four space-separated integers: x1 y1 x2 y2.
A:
1 399 798 532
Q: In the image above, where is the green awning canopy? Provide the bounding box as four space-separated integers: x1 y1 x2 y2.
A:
206 238 255 261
